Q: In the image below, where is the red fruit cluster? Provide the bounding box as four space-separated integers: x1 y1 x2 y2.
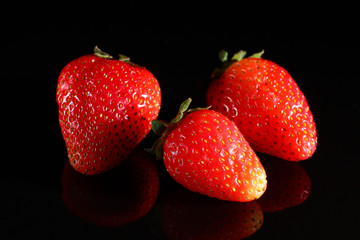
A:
57 47 316 233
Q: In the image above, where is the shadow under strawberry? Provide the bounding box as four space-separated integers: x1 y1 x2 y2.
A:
61 148 159 227
162 186 264 240
257 154 311 212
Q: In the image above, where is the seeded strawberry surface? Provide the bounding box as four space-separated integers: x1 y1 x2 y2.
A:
207 57 317 161
163 109 267 202
57 53 161 174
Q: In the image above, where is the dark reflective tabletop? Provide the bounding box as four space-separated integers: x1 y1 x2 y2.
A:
3 4 359 239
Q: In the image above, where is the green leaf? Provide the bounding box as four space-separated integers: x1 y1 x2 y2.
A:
218 50 229 62
231 50 247 61
249 49 265 58
151 120 168 136
118 53 131 62
93 46 113 59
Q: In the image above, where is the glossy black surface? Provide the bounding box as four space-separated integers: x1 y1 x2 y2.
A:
3 3 359 239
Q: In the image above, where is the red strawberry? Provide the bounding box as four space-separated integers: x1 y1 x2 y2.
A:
61 148 160 227
56 46 161 174
162 187 264 240
206 50 317 161
148 98 267 202
257 154 311 212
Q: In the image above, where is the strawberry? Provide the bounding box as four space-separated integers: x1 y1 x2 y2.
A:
56 46 161 174
257 154 311 212
206 50 317 161
162 187 264 240
148 98 267 202
61 148 160 227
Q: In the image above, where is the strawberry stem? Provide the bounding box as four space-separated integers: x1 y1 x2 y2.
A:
146 98 209 160
169 98 192 125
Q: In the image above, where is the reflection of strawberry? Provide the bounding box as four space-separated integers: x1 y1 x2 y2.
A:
207 50 317 161
162 187 264 240
61 148 159 227
57 46 161 175
257 154 311 212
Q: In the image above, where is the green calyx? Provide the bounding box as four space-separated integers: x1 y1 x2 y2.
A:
146 98 210 160
94 46 113 59
94 46 131 63
211 49 265 79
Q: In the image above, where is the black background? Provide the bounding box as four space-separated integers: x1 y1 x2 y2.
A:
2 3 359 239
